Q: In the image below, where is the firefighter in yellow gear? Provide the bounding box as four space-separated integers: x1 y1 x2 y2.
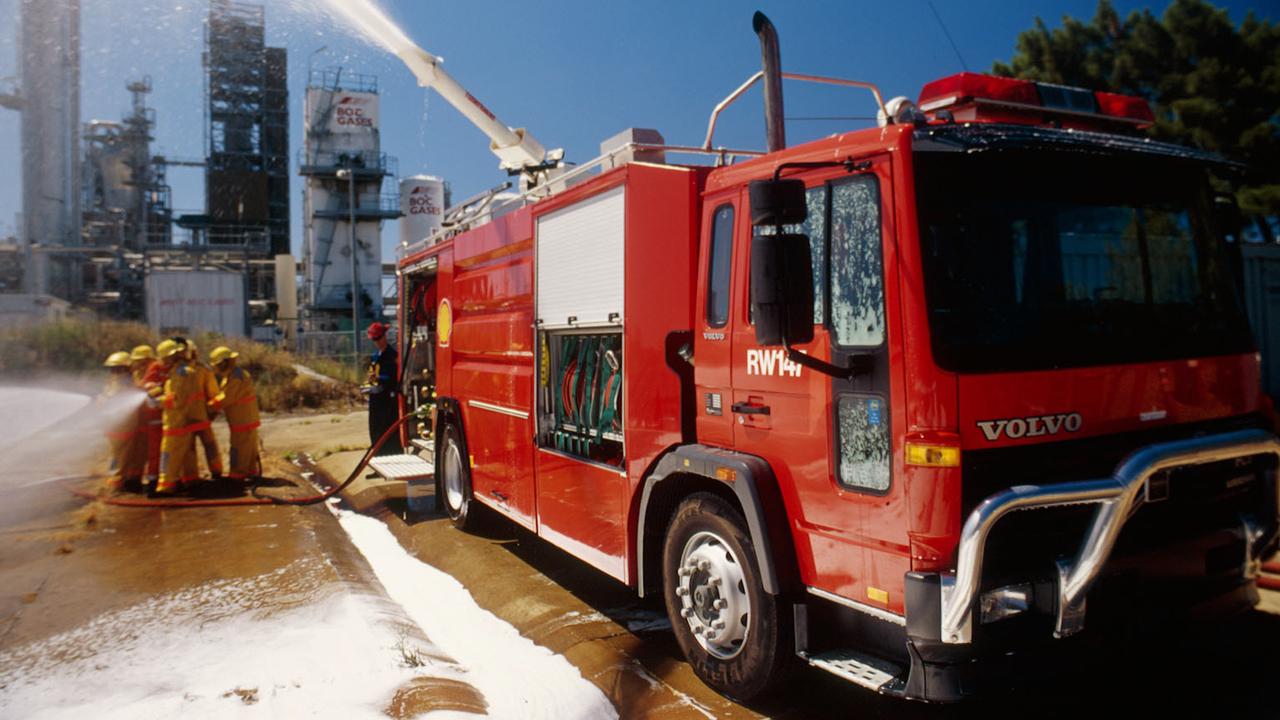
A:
140 342 179 489
100 351 139 490
101 351 133 396
129 346 154 380
211 346 261 481
152 339 206 495
120 345 156 491
184 340 225 480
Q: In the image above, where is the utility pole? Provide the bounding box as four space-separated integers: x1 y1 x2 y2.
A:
337 165 359 369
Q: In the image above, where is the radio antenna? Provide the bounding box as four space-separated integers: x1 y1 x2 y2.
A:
927 1 969 72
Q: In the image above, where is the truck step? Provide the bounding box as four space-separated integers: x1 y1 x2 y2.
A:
409 437 434 455
800 649 906 695
367 453 435 481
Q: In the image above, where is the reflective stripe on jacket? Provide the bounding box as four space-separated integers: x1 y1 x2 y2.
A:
218 366 260 432
161 364 207 434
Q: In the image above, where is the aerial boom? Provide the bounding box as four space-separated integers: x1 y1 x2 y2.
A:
396 47 552 177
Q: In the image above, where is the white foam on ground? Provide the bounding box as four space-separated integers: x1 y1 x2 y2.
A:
0 560 456 719
0 488 616 718
335 510 619 720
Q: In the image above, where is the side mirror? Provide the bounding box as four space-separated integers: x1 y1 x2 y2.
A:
1212 193 1244 243
749 178 807 226
751 233 814 346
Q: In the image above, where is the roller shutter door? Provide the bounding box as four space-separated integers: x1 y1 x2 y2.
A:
536 185 625 329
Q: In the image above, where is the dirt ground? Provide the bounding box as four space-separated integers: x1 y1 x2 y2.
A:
4 409 1280 718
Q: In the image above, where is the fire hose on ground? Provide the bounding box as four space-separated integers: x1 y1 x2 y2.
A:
61 410 421 509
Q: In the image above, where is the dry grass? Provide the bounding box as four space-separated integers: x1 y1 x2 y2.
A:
0 318 362 413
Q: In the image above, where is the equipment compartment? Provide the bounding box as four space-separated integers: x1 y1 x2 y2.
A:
538 329 623 466
401 266 439 444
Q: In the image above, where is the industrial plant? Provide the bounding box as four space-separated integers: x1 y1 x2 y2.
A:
0 0 416 358
299 69 400 355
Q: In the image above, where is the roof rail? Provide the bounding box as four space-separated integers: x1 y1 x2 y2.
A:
703 71 889 151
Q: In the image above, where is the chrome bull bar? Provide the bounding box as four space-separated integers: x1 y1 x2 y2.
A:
938 428 1280 645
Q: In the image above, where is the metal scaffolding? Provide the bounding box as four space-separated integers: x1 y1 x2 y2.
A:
204 0 289 257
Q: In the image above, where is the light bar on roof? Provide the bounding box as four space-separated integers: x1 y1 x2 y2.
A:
917 72 1154 127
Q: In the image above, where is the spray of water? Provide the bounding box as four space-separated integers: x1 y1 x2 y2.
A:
313 0 419 56
0 382 146 529
308 1 438 178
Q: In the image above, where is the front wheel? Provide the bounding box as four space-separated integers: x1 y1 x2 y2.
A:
662 492 791 700
437 424 476 531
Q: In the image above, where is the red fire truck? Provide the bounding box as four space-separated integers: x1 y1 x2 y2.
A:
394 14 1280 702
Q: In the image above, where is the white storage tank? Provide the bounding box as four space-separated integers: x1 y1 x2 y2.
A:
399 175 446 246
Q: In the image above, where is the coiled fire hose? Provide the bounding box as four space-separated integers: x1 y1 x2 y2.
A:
62 408 423 508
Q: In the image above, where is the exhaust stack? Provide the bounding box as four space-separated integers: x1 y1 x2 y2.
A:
753 11 785 152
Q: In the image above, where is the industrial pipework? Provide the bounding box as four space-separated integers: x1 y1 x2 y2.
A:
395 46 562 187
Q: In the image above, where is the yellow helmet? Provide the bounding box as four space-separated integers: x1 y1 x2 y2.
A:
156 339 183 359
104 351 131 368
210 346 239 365
130 344 155 362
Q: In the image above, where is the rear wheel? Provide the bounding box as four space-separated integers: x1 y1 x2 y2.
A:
437 424 475 530
662 492 790 700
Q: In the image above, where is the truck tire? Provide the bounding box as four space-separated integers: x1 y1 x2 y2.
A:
662 492 791 700
438 424 476 531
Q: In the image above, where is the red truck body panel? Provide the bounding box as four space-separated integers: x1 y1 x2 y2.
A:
408 163 703 583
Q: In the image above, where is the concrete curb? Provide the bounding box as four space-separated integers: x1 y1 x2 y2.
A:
314 449 407 512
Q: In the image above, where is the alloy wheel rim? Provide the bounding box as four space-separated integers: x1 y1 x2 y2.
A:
443 441 464 511
676 530 750 659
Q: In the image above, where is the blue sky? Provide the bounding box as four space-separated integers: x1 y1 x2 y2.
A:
0 0 1271 261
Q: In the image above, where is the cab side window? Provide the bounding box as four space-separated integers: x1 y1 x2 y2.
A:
829 177 884 347
706 205 734 327
828 174 889 492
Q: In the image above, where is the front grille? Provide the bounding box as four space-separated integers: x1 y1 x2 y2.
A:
961 413 1272 517
964 414 1276 586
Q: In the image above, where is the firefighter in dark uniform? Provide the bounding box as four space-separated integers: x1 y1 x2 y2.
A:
364 322 403 456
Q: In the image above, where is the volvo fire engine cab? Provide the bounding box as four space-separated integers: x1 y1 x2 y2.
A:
394 14 1279 703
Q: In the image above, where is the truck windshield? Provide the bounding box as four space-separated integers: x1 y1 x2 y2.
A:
915 150 1253 373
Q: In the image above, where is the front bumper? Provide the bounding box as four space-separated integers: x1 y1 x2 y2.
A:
902 428 1280 701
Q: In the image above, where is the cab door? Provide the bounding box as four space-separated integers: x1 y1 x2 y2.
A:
730 155 905 611
693 191 741 448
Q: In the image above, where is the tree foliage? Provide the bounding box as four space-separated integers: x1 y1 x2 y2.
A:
993 0 1280 215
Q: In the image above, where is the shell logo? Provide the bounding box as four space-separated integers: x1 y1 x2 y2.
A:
437 298 453 348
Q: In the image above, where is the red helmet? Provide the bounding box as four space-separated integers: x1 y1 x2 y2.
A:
366 322 388 340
